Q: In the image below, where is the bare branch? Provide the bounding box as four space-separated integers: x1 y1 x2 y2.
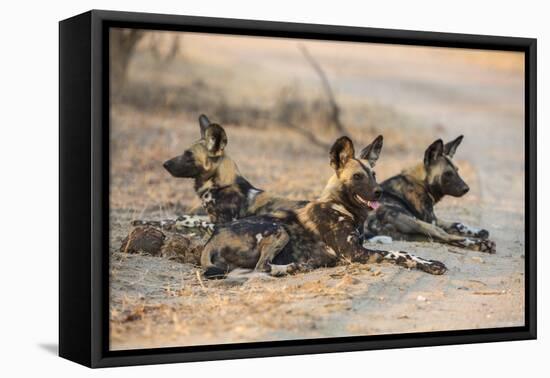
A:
298 44 350 136
278 121 331 150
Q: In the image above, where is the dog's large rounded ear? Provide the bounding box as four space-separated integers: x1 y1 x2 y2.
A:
204 124 227 157
199 114 211 138
359 135 383 167
443 135 463 158
330 136 355 172
424 139 444 167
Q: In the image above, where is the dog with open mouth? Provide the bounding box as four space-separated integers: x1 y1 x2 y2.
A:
200 136 448 278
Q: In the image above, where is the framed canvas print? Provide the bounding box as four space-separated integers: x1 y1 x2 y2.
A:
59 10 536 368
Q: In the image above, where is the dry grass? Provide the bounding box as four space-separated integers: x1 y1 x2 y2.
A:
110 255 387 349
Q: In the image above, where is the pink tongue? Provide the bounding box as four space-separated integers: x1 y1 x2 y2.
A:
369 201 380 210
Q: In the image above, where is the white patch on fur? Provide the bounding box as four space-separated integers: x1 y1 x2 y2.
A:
385 250 406 260
346 235 354 243
325 246 337 256
247 188 261 202
255 233 263 243
201 221 215 231
338 216 345 222
269 264 291 276
456 223 482 235
175 215 214 230
384 250 432 265
201 190 215 204
410 254 431 264
367 236 393 244
462 238 476 247
331 204 354 219
206 136 216 152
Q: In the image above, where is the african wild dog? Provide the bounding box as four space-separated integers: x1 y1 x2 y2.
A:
161 114 306 226
200 136 448 278
365 136 496 253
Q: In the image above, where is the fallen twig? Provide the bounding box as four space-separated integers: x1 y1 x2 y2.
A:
473 290 506 295
195 270 207 290
278 121 330 150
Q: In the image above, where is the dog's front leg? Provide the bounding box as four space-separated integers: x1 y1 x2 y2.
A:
339 232 447 275
395 215 496 254
351 247 447 275
254 227 297 276
436 218 489 239
325 221 445 275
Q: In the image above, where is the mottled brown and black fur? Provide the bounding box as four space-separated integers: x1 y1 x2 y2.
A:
201 136 448 278
163 114 307 224
365 136 496 253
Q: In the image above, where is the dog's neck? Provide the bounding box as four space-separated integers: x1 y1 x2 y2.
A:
402 163 443 204
194 156 240 196
320 174 369 225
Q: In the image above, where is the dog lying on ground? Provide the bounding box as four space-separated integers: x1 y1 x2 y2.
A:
163 114 307 222
365 136 495 253
134 114 306 231
201 136 448 278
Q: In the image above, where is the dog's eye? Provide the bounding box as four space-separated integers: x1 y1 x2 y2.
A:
353 173 364 180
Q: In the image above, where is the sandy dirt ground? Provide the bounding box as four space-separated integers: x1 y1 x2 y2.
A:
108 31 525 350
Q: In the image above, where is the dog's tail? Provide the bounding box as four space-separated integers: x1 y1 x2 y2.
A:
132 214 215 234
204 267 273 286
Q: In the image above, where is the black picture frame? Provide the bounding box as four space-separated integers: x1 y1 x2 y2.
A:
59 9 537 368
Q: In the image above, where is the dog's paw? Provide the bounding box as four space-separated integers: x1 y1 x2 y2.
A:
475 229 490 240
419 260 447 275
268 263 297 276
475 239 496 254
457 238 496 254
285 263 299 275
450 223 490 240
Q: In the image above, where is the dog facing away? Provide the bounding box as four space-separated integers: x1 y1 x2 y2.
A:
365 136 495 253
201 136 448 278
160 114 306 225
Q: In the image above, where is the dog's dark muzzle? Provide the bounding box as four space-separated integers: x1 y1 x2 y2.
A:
163 158 186 177
163 159 176 173
163 157 202 178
